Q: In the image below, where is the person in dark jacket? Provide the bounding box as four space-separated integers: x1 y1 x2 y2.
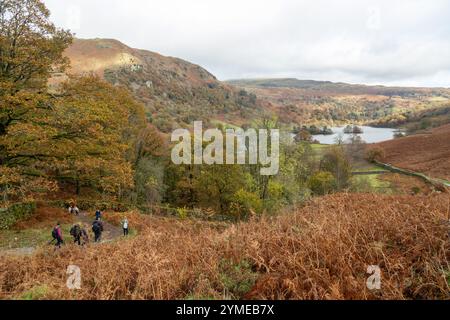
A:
92 220 104 242
70 223 82 245
95 209 102 221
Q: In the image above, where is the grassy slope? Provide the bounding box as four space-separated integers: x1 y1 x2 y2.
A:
312 143 433 194
0 206 75 250
372 124 450 181
0 193 448 300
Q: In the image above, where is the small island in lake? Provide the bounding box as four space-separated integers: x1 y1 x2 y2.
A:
294 125 334 135
343 125 364 134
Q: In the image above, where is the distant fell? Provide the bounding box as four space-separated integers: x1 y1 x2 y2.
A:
226 78 448 97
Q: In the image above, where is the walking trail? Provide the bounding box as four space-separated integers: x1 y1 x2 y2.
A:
0 211 124 257
76 211 123 242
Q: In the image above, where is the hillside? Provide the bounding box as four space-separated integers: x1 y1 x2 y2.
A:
2 0 450 304
56 39 262 132
57 41 450 131
1 193 448 300
227 78 450 128
370 124 450 182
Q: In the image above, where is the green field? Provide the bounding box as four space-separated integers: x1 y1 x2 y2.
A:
351 174 392 193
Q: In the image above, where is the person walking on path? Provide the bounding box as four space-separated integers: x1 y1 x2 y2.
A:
70 223 82 245
69 204 80 215
92 219 104 242
52 222 64 248
122 217 129 236
80 224 89 246
95 209 102 221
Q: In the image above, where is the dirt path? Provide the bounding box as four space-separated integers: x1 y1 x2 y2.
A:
76 211 123 242
0 211 124 257
0 246 36 256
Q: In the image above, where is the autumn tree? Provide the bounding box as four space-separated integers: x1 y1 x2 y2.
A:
308 171 336 195
0 0 72 201
48 76 147 198
164 163 199 208
275 141 314 204
0 0 72 136
2 74 149 200
195 164 251 214
133 124 167 205
320 146 352 190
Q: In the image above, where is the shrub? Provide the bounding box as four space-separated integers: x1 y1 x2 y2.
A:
21 285 49 300
219 259 258 299
230 189 262 219
308 171 337 195
0 194 448 300
411 186 421 195
0 202 36 230
366 147 386 163
320 146 352 190
176 207 188 219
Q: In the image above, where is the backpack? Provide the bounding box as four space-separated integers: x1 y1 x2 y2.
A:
70 225 81 237
92 222 100 233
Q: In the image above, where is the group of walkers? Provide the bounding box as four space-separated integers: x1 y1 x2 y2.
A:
52 206 130 248
69 223 89 246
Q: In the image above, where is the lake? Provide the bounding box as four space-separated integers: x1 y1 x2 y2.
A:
311 126 400 144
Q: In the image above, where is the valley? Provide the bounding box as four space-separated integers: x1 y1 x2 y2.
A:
227 78 450 131
1 0 449 302
55 39 450 135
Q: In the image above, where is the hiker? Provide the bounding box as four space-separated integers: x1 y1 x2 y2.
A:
122 217 129 236
70 223 82 245
92 219 104 242
95 209 102 221
69 204 80 215
80 224 89 245
52 222 64 248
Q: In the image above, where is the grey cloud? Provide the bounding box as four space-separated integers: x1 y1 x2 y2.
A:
44 0 450 87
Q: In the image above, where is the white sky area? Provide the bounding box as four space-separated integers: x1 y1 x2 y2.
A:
44 0 450 88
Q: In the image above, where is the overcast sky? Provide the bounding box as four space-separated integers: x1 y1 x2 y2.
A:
44 0 450 87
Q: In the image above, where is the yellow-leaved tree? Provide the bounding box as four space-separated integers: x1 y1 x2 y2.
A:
0 0 72 202
1 1 155 203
